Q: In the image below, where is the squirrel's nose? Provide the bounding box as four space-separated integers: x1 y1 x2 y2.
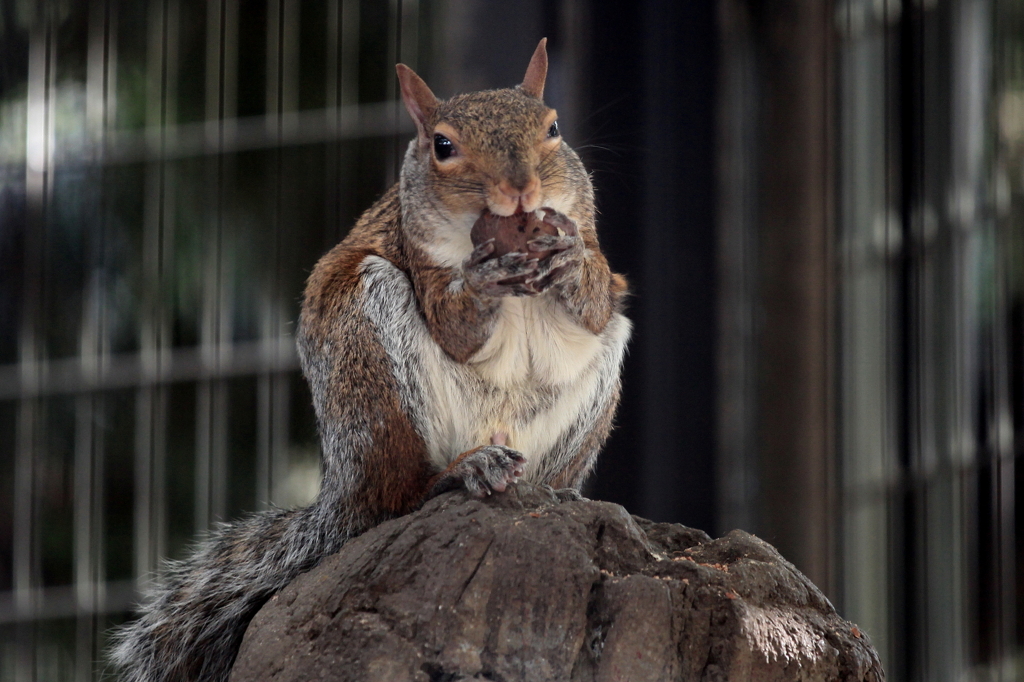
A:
496 177 540 211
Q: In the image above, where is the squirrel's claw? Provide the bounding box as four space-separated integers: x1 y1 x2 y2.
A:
463 252 541 298
428 444 527 500
466 239 497 267
526 233 578 253
522 236 584 293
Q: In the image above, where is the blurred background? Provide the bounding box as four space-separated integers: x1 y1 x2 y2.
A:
0 0 1020 679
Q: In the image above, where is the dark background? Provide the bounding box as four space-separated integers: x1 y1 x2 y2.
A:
0 1 1022 680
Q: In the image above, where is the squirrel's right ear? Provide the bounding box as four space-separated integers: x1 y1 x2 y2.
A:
396 64 438 140
520 38 548 100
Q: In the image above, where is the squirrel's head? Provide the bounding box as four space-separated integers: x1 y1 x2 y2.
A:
396 39 585 222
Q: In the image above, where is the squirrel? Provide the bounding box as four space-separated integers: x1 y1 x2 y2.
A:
109 39 631 682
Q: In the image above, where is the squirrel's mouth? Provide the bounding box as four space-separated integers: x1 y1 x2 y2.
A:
478 206 554 220
469 208 577 258
485 186 542 217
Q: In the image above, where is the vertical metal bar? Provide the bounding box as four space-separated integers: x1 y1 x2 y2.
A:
326 0 340 112
277 0 300 505
635 0 718 534
86 0 106 160
152 388 168 572
218 0 239 520
266 0 281 125
14 400 38 682
341 0 360 110
17 8 44 617
93 7 116 656
394 0 418 189
16 6 53 677
265 0 299 129
139 0 177 584
136 390 168 586
79 82 118 675
134 389 153 588
401 0 419 71
925 1 993 676
141 0 165 371
385 0 402 186
282 0 300 133
992 54 1018 655
222 7 241 542
143 0 179 371
715 0 759 537
557 0 587 136
25 16 49 215
73 393 95 682
92 395 107 674
205 0 224 140
323 0 342 250
750 0 836 593
897 2 924 678
196 320 225 529
161 0 180 412
222 0 239 137
883 0 901 667
44 2 57 190
163 0 180 166
212 380 227 521
77 0 115 673
85 1 111 369
271 373 290 503
138 0 162 589
998 438 1016 679
260 0 300 507
200 0 232 529
881 0 899 667
195 382 212 532
105 2 119 140
81 392 107 678
257 375 272 507
258 370 289 509
321 0 360 249
262 0 282 509
216 0 239 520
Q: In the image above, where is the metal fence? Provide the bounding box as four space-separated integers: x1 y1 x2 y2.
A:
0 0 437 678
716 0 1024 679
2 1 1023 681
835 0 1021 677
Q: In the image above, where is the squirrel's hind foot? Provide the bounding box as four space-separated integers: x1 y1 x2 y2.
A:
429 445 526 499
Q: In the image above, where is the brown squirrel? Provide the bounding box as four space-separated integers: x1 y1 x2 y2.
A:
110 39 630 682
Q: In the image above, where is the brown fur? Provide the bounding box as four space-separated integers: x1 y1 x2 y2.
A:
300 186 436 517
303 48 630 512
110 41 630 682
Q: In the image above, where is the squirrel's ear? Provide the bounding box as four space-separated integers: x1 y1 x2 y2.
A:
520 38 548 100
396 64 437 139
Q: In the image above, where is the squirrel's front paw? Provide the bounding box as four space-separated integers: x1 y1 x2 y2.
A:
429 445 527 499
462 246 541 298
524 234 584 292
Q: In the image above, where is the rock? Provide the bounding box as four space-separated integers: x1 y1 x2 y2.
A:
230 484 884 682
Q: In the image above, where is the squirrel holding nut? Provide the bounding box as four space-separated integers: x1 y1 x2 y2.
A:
110 39 631 682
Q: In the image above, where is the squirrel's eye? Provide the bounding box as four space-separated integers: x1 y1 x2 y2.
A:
433 134 455 160
547 121 560 138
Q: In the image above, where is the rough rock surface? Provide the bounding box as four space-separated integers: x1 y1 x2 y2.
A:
230 485 884 682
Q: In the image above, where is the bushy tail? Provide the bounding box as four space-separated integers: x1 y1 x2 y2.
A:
109 503 346 682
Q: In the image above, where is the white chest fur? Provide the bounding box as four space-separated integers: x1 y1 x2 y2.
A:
359 256 630 481
468 297 604 387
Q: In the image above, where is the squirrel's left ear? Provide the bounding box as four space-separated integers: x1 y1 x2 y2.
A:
520 38 548 100
396 64 438 140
